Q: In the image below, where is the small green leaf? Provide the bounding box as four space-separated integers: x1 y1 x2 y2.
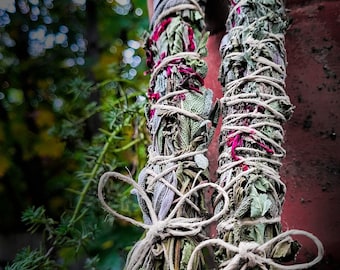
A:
254 177 270 192
271 238 301 261
248 223 266 243
250 187 272 217
272 239 292 258
180 241 195 270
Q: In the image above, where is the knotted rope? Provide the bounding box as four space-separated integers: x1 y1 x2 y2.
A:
187 229 324 270
98 172 230 270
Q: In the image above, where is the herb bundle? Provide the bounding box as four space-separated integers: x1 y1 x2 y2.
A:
131 1 219 268
207 0 323 268
98 0 324 269
216 0 294 253
99 0 224 269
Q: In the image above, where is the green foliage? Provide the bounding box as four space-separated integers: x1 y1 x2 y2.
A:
6 75 148 269
22 206 56 235
1 0 150 269
250 186 272 218
5 247 60 270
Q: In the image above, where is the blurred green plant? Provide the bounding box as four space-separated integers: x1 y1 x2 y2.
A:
1 0 150 269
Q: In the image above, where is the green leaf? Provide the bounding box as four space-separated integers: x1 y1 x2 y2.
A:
248 223 266 243
250 186 272 217
271 238 301 261
254 177 270 192
180 241 195 270
196 31 209 56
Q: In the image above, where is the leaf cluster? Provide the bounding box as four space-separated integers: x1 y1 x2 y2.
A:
1 0 150 269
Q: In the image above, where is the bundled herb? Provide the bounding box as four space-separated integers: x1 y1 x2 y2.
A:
216 0 295 254
98 1 324 269
99 0 222 269
132 1 218 268
188 0 323 269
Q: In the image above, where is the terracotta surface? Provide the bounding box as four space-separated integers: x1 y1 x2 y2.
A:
205 1 340 268
283 1 340 268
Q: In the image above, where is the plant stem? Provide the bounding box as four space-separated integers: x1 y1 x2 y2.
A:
70 115 132 225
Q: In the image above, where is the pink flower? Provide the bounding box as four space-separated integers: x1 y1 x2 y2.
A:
227 133 242 161
187 26 195 51
166 66 172 76
231 0 241 14
151 17 172 42
148 92 161 101
242 164 249 171
149 108 156 119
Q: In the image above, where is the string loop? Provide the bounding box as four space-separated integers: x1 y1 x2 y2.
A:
187 229 324 270
98 171 231 269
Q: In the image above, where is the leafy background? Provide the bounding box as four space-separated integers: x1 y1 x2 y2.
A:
0 0 150 269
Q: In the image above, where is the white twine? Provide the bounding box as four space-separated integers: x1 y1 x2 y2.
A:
152 0 205 30
152 104 205 121
98 172 231 269
187 229 324 270
138 164 201 213
148 149 207 165
150 51 201 83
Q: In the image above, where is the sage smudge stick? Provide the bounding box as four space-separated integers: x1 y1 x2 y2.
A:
99 0 219 269
134 1 219 268
217 0 294 253
208 0 323 268
98 0 324 268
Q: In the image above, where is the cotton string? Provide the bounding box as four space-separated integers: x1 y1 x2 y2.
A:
98 172 230 270
187 229 324 270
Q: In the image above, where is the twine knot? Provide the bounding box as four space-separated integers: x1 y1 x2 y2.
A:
145 217 204 243
98 172 230 270
146 220 168 241
238 241 262 268
187 230 324 270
